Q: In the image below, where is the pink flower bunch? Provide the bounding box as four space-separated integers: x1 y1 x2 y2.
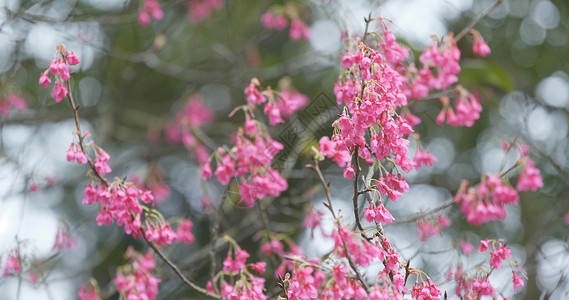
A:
471 277 494 296
93 147 112 176
164 95 214 164
0 94 27 118
276 89 309 118
66 142 89 164
413 148 437 169
318 136 352 169
187 0 224 24
456 143 543 225
416 34 461 92
78 281 101 300
261 8 310 41
201 122 287 208
459 241 474 255
435 87 483 127
138 0 164 26
364 202 395 225
378 29 411 65
244 78 309 126
453 274 495 298
289 19 311 41
376 173 410 202
207 246 267 300
115 249 160 300
285 230 409 299
478 239 512 270
455 174 519 225
222 248 250 273
144 220 177 246
175 219 195 244
516 156 543 191
331 39 415 179
39 45 79 103
303 207 323 231
333 227 385 267
261 11 288 30
67 141 112 175
53 224 77 250
260 239 284 256
286 264 326 299
471 30 491 57
3 251 21 276
512 270 525 291
451 239 524 297
410 277 442 300
83 181 178 245
416 214 450 241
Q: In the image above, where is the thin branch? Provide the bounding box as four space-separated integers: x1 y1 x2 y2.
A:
209 181 232 284
145 238 220 299
65 81 109 187
307 160 337 220
340 233 370 292
362 12 373 44
352 147 365 232
455 0 505 42
393 199 455 224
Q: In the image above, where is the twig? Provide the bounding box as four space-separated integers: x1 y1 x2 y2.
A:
307 160 337 220
352 147 365 232
339 233 370 292
65 81 110 188
307 159 370 291
362 12 373 44
209 181 232 286
455 0 505 42
145 238 220 299
393 199 455 224
283 256 357 279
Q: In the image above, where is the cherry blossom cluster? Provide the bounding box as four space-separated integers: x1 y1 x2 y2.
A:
83 181 179 246
283 225 419 299
400 33 484 128
138 0 164 26
327 27 416 208
2 250 21 277
0 94 27 118
261 3 310 41
187 0 224 24
515 145 543 191
175 219 195 244
201 124 287 207
416 214 450 241
38 45 79 102
447 239 525 298
455 142 543 225
67 140 112 176
403 34 460 100
114 248 160 300
163 95 214 164
78 281 101 300
471 29 491 57
435 87 483 127
201 79 302 207
207 239 267 299
244 77 309 126
412 147 437 170
53 223 77 250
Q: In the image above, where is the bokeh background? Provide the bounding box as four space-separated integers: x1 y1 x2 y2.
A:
0 0 568 299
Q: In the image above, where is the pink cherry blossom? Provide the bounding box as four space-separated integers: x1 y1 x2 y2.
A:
176 219 195 244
